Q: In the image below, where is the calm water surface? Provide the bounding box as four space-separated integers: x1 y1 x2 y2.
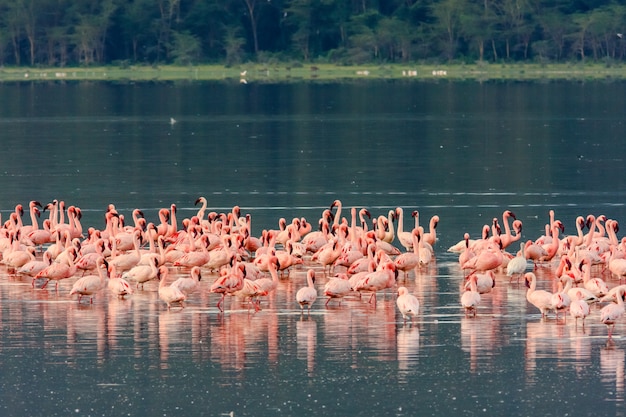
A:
1 80 626 416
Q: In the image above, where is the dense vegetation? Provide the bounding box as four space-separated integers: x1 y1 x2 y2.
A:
1 0 626 68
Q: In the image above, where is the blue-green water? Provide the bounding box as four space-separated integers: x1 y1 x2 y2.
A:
0 80 625 416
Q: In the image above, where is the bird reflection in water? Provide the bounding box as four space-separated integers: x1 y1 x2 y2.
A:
297 317 317 376
158 310 186 369
65 302 107 365
460 315 497 374
397 325 419 383
601 344 625 403
524 320 591 384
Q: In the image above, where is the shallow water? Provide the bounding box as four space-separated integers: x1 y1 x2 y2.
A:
1 80 626 416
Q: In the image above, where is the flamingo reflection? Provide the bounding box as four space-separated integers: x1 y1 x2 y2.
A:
397 325 419 383
600 345 625 402
296 317 317 376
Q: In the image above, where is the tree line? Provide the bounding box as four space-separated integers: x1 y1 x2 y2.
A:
1 0 625 68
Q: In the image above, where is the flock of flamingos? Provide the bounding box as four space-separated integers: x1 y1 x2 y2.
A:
1 197 626 339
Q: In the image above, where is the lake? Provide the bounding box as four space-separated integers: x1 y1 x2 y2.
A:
0 79 626 416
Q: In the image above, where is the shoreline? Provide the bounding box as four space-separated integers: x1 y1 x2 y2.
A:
1 63 626 83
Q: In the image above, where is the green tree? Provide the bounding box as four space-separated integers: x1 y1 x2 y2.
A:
495 0 533 60
586 5 625 60
430 0 464 60
72 0 116 65
285 0 314 60
170 30 201 64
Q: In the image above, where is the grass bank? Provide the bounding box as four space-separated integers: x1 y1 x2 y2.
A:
1 62 626 83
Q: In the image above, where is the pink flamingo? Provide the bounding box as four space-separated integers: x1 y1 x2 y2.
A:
461 274 481 317
210 260 245 312
323 273 352 306
171 266 202 296
172 235 212 268
296 269 318 314
422 215 440 248
394 228 421 278
69 257 108 303
524 272 554 318
353 261 397 305
396 286 420 323
158 266 186 309
601 287 625 339
35 247 78 290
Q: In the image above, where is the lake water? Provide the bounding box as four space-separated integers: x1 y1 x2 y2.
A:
1 80 626 416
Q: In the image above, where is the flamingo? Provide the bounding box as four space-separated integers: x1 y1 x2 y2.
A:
108 229 142 274
121 255 159 289
17 251 52 277
498 210 520 250
524 272 554 318
394 228 421 278
465 270 495 294
171 266 202 296
194 196 209 223
550 277 571 320
524 239 548 268
580 259 609 297
353 261 397 304
323 273 352 306
19 200 42 240
421 215 440 248
107 263 134 299
296 269 318 314
233 277 267 313
461 239 503 274
600 287 625 339
172 235 212 268
461 274 481 317
210 260 245 312
569 291 590 328
35 247 78 290
395 207 413 251
311 238 342 275
27 214 53 248
457 233 475 270
301 217 331 253
75 238 107 274
506 241 528 282
254 256 281 296
396 286 420 323
540 220 564 263
158 266 186 309
69 257 108 303
3 232 34 271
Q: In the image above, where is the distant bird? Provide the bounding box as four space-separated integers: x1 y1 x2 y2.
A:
569 291 590 328
465 270 495 294
69 257 108 303
158 266 186 309
525 272 555 318
506 241 528 282
323 273 352 307
396 286 420 323
296 269 317 314
171 266 202 296
461 274 481 317
618 33 623 39
170 117 177 125
600 287 625 339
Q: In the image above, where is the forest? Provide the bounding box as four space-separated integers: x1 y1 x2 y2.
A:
0 0 625 68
